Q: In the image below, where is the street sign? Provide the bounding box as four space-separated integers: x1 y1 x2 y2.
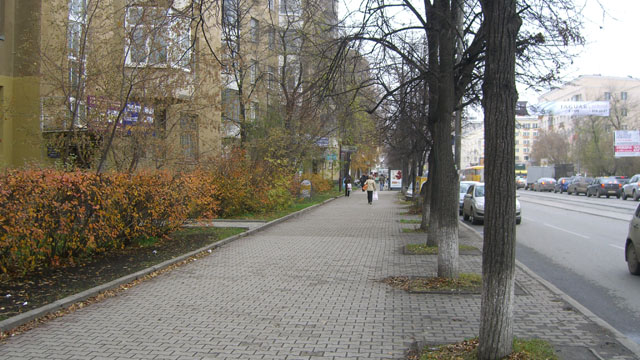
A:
342 145 357 152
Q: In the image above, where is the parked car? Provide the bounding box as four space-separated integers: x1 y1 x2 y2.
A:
622 174 640 200
615 176 630 185
554 177 574 193
625 203 640 275
516 177 526 189
531 177 556 192
586 177 623 198
566 176 594 195
459 181 480 215
462 183 521 225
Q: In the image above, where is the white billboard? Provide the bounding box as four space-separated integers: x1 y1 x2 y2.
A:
390 170 402 189
528 101 610 117
614 130 640 157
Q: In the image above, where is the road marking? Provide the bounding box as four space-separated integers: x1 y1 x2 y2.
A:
609 244 625 250
543 223 590 239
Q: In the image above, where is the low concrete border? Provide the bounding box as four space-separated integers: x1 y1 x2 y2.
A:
0 196 340 333
459 220 640 359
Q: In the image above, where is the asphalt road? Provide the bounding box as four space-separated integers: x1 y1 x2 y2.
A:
462 189 640 346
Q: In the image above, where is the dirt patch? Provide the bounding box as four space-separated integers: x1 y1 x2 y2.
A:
0 227 245 322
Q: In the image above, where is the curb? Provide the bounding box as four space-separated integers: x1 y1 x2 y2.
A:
0 196 340 333
459 220 640 359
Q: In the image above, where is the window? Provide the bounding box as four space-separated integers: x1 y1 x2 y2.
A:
621 108 628 116
267 65 276 89
222 0 238 26
268 28 275 50
0 0 5 41
250 61 257 84
125 6 191 69
180 113 198 161
250 18 259 42
250 102 258 121
622 91 628 100
280 0 301 15
604 92 611 100
268 0 274 11
523 132 529 137
571 94 582 101
68 0 87 128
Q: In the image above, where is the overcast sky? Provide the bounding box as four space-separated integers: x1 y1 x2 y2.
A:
519 0 640 103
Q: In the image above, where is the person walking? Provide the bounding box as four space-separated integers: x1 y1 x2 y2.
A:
379 174 386 191
344 174 352 197
360 174 368 192
364 175 377 205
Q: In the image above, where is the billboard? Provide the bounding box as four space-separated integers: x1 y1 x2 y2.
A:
527 101 610 117
390 170 402 189
614 130 640 158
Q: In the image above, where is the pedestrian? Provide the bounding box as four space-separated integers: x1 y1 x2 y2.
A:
360 174 368 191
379 174 385 191
344 174 352 197
364 175 377 205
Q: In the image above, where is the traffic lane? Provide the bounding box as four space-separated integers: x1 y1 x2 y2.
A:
515 201 640 345
460 201 640 344
517 189 638 217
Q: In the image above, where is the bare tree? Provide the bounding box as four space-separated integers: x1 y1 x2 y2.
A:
478 0 520 357
529 129 570 165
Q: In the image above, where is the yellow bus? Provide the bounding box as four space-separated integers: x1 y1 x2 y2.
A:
461 166 484 182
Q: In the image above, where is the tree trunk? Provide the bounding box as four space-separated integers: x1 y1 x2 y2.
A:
478 0 521 358
427 0 459 279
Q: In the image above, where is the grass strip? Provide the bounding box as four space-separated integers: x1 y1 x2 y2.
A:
406 244 478 255
416 337 558 360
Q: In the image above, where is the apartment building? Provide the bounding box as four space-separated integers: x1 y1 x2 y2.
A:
460 102 541 169
460 121 484 169
1 0 222 170
538 75 640 133
515 102 540 166
0 0 43 168
220 0 339 145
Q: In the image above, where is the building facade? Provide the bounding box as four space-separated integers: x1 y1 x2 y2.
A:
538 75 640 133
1 0 222 170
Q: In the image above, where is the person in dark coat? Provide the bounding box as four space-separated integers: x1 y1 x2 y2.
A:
360 174 368 191
343 174 352 197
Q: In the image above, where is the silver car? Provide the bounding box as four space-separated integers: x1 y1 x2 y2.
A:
459 181 480 215
625 203 640 275
621 174 640 201
462 183 522 225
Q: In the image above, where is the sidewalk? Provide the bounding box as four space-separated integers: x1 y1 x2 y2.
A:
1 190 639 359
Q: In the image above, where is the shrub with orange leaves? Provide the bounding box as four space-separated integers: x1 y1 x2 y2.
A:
0 169 188 275
301 173 334 194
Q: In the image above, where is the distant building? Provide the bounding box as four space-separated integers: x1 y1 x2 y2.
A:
538 75 640 132
515 102 540 166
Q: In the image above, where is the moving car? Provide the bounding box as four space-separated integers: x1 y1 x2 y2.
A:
516 177 526 189
586 177 623 198
621 174 640 200
462 183 521 225
459 181 480 215
531 177 556 192
625 203 640 275
566 176 593 195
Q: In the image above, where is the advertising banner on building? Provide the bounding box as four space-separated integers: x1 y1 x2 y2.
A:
527 101 610 117
390 170 402 189
614 130 640 157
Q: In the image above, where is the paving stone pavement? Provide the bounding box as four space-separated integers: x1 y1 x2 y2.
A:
1 190 639 359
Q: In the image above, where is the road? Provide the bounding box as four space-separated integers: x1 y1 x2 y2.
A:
462 189 640 345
